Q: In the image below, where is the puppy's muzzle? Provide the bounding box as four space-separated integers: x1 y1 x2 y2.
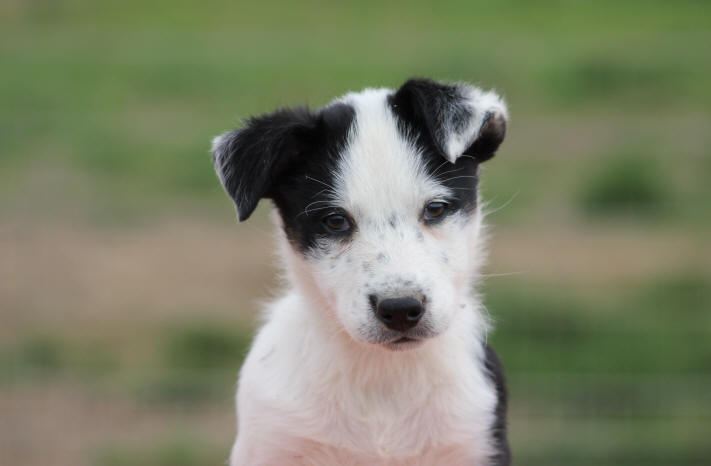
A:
370 295 425 332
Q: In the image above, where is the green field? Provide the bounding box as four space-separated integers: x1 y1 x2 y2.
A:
1 1 710 465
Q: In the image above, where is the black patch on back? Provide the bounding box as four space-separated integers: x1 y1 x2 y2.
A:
483 343 511 466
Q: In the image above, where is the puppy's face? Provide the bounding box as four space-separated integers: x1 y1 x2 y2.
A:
212 79 507 350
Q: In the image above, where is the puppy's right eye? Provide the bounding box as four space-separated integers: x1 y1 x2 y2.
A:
323 214 351 234
423 201 449 222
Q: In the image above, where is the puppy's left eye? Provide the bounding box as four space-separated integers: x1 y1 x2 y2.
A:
423 201 448 222
323 214 351 233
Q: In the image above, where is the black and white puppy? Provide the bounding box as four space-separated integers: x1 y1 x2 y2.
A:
211 78 510 466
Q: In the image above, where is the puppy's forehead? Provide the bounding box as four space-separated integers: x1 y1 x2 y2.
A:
333 88 447 217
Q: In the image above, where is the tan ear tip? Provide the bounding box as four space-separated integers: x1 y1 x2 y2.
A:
481 111 507 141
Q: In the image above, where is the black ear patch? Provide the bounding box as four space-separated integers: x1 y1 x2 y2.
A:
211 108 317 221
389 78 508 163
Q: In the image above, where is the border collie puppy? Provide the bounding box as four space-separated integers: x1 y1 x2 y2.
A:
211 78 510 466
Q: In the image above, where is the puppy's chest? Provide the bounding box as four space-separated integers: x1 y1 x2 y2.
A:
282 370 495 461
283 440 481 466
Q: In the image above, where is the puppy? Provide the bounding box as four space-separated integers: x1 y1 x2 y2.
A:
211 78 511 466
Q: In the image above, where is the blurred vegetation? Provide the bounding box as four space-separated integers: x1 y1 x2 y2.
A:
0 335 118 382
162 324 251 371
579 154 666 217
1 1 710 465
132 325 251 404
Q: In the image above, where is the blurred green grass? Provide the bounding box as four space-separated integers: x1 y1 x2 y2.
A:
1 1 710 465
578 154 667 217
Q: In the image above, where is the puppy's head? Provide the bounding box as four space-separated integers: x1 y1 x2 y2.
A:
212 79 507 350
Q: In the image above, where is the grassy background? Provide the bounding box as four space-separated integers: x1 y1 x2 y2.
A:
1 1 710 465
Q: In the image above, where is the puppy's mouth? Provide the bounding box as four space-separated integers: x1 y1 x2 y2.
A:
393 336 415 344
383 335 425 351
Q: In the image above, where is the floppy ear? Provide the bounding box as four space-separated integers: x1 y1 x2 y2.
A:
390 79 508 163
211 108 316 221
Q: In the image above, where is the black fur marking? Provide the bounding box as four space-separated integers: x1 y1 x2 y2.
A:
389 79 472 157
213 103 355 252
389 80 475 214
483 344 511 466
388 79 506 217
389 78 505 164
212 107 317 222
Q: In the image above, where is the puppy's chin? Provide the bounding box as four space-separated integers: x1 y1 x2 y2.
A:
381 337 427 351
347 324 441 351
350 334 429 352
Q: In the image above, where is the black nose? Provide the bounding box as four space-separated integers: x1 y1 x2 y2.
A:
373 296 425 331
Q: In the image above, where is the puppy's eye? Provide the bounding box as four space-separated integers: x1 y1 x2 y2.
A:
423 201 448 222
323 214 351 233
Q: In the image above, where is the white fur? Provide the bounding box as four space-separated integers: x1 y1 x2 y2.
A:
443 85 508 163
211 132 231 187
229 87 500 465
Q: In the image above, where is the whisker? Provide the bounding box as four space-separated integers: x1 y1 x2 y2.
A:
430 159 452 177
435 166 467 178
485 190 520 216
310 188 330 199
303 200 334 211
305 175 335 190
480 271 527 279
439 175 479 183
296 204 338 218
